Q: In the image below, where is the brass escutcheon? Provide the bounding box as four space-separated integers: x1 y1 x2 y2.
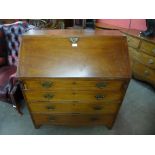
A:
95 94 105 100
44 93 54 99
41 81 53 88
69 37 79 44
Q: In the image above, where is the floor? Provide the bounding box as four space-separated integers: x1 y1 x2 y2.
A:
0 79 155 135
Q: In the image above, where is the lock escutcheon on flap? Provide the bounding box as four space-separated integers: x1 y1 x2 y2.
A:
69 37 79 47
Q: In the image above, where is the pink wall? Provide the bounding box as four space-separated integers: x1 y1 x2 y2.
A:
97 19 147 31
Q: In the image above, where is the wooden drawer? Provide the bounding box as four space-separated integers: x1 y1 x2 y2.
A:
24 90 123 102
127 35 140 49
130 48 155 69
132 59 155 86
28 101 121 114
140 41 155 57
23 79 124 91
32 113 115 126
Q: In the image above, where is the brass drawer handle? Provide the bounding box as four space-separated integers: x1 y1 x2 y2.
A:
148 59 154 64
48 116 55 121
44 93 54 99
144 70 150 76
41 81 53 88
95 94 105 100
96 82 107 88
90 117 100 121
46 106 55 110
93 105 103 110
152 49 155 54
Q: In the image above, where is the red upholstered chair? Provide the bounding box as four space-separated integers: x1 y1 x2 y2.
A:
0 21 34 114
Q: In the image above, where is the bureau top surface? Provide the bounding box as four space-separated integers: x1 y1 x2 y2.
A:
23 29 123 37
17 30 131 79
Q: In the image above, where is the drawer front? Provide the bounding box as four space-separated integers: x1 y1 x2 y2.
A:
133 59 155 86
24 90 123 102
130 48 155 69
23 79 123 91
140 41 155 57
32 113 115 126
127 35 140 49
28 101 121 114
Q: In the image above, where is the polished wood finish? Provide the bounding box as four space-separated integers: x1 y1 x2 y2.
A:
18 30 130 78
140 41 155 57
23 79 124 91
130 49 155 69
126 34 155 86
28 101 121 114
24 90 123 102
32 113 115 127
96 22 155 87
133 60 155 87
18 30 131 129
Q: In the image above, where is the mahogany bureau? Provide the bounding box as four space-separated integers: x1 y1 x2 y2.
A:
17 30 131 129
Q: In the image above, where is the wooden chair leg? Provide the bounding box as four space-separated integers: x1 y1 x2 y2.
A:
9 81 23 115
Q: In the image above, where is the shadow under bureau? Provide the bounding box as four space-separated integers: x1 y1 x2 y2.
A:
17 29 131 129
